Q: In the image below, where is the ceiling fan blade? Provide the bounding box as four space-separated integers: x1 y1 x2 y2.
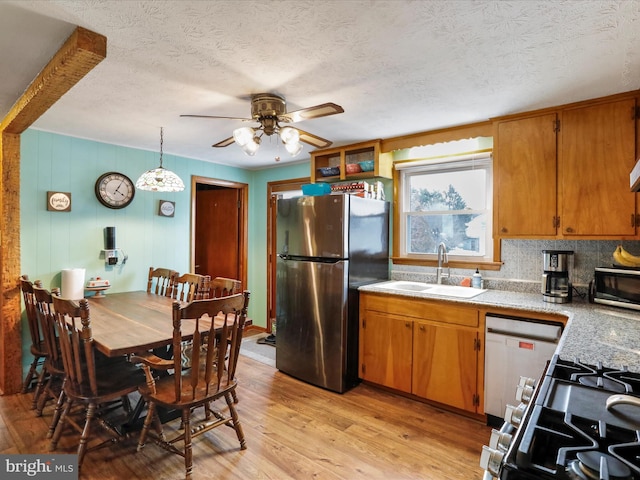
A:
212 136 235 148
296 129 333 149
181 114 252 121
280 103 344 123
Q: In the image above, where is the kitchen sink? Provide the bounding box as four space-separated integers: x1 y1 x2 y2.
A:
425 284 487 298
377 281 432 292
373 280 487 298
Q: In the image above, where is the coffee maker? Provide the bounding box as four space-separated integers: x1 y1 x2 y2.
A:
541 250 574 303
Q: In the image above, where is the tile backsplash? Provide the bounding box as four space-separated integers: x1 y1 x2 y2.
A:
391 239 640 295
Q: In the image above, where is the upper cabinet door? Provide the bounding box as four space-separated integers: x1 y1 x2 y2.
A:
495 113 558 237
560 98 637 236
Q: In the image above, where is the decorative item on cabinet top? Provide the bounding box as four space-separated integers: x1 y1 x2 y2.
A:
47 191 71 212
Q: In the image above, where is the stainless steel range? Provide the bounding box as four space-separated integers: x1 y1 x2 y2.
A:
481 355 640 479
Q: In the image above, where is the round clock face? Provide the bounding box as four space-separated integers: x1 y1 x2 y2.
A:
95 172 135 209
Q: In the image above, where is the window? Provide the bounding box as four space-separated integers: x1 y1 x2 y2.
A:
397 152 493 262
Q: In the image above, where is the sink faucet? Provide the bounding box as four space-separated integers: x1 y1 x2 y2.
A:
436 242 450 284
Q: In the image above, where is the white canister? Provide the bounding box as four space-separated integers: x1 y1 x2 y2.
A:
61 268 86 300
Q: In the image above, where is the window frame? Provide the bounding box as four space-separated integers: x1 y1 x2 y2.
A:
393 151 498 267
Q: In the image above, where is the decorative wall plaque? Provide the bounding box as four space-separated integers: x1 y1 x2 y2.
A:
47 191 72 212
158 200 175 217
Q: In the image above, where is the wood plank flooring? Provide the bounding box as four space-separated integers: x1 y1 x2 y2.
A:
1 348 492 479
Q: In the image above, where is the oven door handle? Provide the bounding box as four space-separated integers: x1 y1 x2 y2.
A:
606 393 640 410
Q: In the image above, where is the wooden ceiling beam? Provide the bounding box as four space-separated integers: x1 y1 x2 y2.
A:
0 26 106 134
0 26 106 395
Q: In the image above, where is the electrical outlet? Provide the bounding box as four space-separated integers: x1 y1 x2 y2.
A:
104 249 118 266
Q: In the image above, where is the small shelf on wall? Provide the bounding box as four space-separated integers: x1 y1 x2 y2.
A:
310 139 393 183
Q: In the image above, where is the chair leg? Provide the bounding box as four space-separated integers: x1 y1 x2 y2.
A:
35 373 54 416
47 385 66 439
22 355 42 394
137 401 156 451
182 409 193 480
32 364 50 410
76 403 96 469
50 396 73 449
225 391 246 450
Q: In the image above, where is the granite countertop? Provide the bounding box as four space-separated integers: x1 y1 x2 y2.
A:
359 281 640 372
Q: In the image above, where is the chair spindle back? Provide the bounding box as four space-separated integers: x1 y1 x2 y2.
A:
147 267 178 297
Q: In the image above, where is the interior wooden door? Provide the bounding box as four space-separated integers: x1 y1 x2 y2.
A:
194 186 241 281
266 178 308 334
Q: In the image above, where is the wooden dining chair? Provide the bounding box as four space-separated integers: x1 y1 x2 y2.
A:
50 296 146 470
210 277 242 298
172 273 211 302
132 291 250 480
19 275 48 407
32 282 66 438
147 267 178 297
209 277 243 403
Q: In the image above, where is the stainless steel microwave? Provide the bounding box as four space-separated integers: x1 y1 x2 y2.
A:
592 267 640 311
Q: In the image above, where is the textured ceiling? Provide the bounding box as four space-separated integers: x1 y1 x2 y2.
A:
1 0 639 169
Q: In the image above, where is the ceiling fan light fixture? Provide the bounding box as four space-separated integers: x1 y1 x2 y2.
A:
284 140 303 156
233 126 261 156
233 126 255 146
279 126 299 144
242 137 260 156
136 127 185 192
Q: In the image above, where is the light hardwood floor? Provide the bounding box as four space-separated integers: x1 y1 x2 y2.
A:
1 347 492 479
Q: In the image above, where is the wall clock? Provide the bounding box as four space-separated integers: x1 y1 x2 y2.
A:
95 172 135 209
158 200 175 217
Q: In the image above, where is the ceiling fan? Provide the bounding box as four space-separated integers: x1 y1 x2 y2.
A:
180 93 344 157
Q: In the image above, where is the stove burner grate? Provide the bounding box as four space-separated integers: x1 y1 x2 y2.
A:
566 451 633 480
554 359 638 394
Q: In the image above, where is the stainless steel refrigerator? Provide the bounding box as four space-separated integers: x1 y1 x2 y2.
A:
275 194 389 393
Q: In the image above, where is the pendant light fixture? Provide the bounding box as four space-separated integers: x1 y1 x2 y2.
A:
136 127 185 192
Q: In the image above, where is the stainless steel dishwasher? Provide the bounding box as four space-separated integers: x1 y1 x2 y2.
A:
484 314 563 423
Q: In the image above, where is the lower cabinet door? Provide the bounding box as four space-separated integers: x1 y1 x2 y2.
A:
412 320 478 412
361 311 413 393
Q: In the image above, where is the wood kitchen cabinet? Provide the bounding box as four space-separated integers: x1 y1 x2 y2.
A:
359 292 482 414
310 139 392 183
494 93 639 238
360 310 413 393
560 98 637 236
412 320 479 412
495 112 558 236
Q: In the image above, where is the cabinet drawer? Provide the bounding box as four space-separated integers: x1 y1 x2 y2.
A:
361 292 478 327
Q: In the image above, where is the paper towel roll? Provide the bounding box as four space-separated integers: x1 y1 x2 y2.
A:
61 268 86 300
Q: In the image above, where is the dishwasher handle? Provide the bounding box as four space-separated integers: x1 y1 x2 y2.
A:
486 327 560 344
486 315 562 343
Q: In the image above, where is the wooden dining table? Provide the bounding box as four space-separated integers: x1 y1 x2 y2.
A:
86 290 241 358
86 290 248 429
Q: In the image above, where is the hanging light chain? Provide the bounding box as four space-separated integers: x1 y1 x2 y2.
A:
159 127 164 168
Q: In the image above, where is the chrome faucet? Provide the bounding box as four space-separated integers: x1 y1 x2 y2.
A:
436 242 450 284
